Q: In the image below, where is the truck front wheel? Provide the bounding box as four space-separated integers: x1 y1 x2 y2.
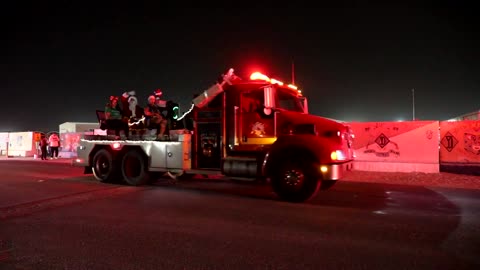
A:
92 149 119 183
270 157 321 202
121 150 149 186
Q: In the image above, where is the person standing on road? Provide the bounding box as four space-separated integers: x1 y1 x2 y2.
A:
48 133 60 159
39 135 49 160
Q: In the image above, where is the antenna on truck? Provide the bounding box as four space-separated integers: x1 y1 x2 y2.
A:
291 60 295 85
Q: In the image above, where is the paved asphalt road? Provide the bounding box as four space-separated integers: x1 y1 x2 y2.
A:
0 159 479 269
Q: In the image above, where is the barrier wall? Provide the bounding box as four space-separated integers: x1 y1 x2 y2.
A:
0 133 8 155
348 121 440 172
439 120 480 164
59 122 99 133
6 132 36 157
2 120 478 172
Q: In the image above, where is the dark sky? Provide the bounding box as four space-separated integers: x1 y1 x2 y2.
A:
1 4 479 132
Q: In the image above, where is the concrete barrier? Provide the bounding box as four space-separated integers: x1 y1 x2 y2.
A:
348 121 439 173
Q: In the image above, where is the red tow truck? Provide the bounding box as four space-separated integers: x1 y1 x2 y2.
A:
73 68 354 202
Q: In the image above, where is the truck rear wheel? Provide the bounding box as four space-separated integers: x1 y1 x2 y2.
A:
270 157 321 202
121 150 149 186
92 149 119 183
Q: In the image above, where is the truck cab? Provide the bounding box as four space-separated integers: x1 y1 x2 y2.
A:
192 71 354 201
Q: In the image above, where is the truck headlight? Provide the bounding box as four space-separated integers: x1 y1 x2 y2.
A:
331 150 346 161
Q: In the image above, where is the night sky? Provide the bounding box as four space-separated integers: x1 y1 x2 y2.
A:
2 4 479 132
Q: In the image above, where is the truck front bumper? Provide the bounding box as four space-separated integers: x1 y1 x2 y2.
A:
320 161 353 181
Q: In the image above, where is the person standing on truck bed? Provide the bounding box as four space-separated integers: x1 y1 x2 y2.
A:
105 95 129 140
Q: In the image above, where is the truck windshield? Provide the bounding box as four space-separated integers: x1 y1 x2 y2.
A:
276 88 304 113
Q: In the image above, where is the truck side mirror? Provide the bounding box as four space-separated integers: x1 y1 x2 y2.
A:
264 86 274 115
300 96 309 114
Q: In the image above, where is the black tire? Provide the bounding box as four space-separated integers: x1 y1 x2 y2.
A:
270 156 321 202
121 150 149 186
92 149 119 183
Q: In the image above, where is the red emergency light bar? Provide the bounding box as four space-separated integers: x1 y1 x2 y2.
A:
249 72 301 94
250 72 270 81
287 84 297 90
270 78 284 86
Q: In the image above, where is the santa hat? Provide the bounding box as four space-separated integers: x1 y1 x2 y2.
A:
122 91 136 99
153 89 163 99
128 95 138 104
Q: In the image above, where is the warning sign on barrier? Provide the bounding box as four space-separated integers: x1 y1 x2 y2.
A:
440 120 480 163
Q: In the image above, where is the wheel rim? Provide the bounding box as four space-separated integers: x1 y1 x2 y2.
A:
283 169 304 188
96 156 110 176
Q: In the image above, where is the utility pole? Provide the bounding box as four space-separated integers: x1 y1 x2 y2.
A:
291 60 295 84
412 88 415 121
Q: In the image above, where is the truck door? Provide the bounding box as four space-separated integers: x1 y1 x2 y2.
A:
193 105 222 170
236 89 276 148
196 122 221 169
